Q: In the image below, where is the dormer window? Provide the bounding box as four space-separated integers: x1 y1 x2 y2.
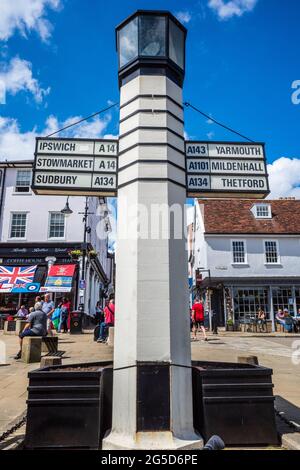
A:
252 203 272 219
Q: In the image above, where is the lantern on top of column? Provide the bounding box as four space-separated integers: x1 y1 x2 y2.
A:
116 10 187 87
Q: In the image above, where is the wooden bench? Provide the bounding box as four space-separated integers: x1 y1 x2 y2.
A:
42 336 65 358
22 336 64 363
41 336 58 354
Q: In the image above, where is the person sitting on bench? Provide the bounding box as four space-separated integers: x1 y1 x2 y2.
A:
14 302 47 360
257 308 267 332
97 298 115 343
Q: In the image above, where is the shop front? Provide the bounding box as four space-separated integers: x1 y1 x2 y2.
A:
224 279 300 331
197 276 300 332
0 243 81 315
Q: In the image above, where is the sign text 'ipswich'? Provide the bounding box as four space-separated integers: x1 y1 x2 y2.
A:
32 138 118 196
185 141 269 199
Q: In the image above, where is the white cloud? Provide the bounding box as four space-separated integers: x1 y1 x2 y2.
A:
0 113 112 162
175 11 192 24
0 0 62 42
0 116 37 161
0 56 50 102
207 131 215 140
44 113 112 139
267 157 300 199
206 114 214 125
208 0 258 20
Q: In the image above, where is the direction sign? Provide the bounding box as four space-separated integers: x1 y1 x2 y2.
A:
32 137 118 196
185 141 269 199
32 137 270 199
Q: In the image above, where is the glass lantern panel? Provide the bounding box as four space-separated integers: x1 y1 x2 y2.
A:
139 16 166 57
119 17 138 67
169 20 184 69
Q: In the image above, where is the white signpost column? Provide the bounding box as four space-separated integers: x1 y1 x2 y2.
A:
30 9 271 451
102 11 202 450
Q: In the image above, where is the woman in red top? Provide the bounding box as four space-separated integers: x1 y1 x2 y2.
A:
97 299 115 343
191 298 208 341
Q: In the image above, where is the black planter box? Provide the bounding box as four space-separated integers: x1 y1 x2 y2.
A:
192 361 278 446
24 361 113 450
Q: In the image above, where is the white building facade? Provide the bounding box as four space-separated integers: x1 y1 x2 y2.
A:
0 160 113 315
190 198 300 330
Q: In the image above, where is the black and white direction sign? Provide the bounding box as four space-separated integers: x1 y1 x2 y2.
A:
185 141 269 199
36 138 95 155
32 137 118 196
36 155 95 171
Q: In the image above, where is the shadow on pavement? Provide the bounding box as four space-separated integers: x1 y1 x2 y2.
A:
275 395 300 432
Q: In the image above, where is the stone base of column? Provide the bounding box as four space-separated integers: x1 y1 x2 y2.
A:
102 431 203 450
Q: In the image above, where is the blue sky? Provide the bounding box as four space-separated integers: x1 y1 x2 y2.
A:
0 0 300 198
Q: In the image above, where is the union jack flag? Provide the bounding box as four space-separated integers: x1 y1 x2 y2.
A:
0 265 37 285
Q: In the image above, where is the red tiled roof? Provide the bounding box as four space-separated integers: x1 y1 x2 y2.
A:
198 199 300 234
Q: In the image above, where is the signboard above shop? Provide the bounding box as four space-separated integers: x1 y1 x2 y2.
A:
32 137 118 196
185 141 269 199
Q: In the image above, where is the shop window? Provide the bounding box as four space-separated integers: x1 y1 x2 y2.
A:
295 288 300 313
232 240 246 264
15 170 32 193
49 212 65 239
233 288 269 319
264 241 279 264
10 213 27 239
272 286 294 316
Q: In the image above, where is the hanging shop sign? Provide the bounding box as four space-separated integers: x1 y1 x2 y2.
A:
41 264 76 293
185 141 269 199
195 270 203 287
32 138 118 196
41 276 73 293
48 264 76 277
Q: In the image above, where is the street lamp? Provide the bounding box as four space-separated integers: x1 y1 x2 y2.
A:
60 196 73 217
78 197 94 309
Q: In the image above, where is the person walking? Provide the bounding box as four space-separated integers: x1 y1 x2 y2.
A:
97 298 115 343
192 298 208 341
51 299 62 332
14 302 47 360
59 297 71 333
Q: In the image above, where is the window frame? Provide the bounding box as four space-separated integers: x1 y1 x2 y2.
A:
48 212 66 240
264 239 280 265
231 239 248 265
9 212 28 240
253 203 272 219
14 170 32 194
